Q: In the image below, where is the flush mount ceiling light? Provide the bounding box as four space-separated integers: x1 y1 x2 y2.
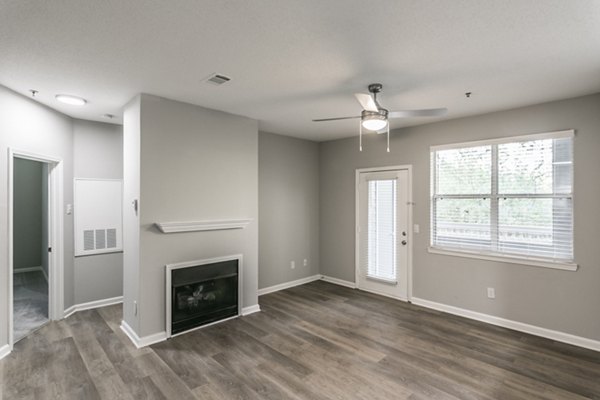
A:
313 83 448 152
55 94 87 106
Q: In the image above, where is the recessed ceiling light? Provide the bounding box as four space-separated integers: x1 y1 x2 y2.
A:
55 94 87 106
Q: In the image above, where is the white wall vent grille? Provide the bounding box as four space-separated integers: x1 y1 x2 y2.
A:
107 229 117 248
95 229 106 249
83 230 94 251
75 179 123 256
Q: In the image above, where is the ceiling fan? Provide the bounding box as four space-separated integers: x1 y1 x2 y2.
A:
313 83 447 151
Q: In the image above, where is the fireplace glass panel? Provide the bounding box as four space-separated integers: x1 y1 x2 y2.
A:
171 259 238 335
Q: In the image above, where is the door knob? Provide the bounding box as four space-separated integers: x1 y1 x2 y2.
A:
401 240 407 245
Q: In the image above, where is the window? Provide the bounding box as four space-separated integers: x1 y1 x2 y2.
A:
367 179 397 281
430 131 574 265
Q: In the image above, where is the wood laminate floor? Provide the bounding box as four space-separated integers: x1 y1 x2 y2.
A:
2 280 599 399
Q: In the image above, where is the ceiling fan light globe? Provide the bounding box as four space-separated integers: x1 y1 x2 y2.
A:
362 117 387 131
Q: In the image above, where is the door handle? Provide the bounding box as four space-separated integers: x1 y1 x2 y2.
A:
401 240 407 245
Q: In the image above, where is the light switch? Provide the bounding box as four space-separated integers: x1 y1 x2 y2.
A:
413 224 420 234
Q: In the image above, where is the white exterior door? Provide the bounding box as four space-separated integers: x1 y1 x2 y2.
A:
357 168 410 300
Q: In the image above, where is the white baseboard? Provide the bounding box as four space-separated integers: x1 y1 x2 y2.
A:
257 274 357 297
121 303 259 348
14 266 42 274
14 266 48 281
411 297 600 353
320 275 357 289
120 320 167 349
241 304 261 316
64 296 123 319
258 274 322 296
0 344 10 360
120 320 141 347
63 305 76 319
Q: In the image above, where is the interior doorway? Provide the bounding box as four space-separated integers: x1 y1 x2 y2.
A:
8 149 64 348
356 166 413 301
12 158 49 341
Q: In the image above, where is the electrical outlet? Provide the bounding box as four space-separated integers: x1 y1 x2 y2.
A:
303 259 308 266
66 204 73 215
291 261 295 269
487 288 495 299
413 224 420 234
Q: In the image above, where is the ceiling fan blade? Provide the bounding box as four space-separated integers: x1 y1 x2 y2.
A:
388 108 448 118
312 116 361 122
354 93 379 112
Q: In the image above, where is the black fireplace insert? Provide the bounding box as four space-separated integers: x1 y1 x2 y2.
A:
170 259 238 335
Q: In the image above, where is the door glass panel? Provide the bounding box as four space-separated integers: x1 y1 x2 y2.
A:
367 179 396 281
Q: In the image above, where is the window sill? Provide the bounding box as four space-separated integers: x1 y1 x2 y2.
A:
427 247 578 271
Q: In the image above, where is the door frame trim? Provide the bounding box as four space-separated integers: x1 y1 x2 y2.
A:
355 165 414 301
8 148 64 350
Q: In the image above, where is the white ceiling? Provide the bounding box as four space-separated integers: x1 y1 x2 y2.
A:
1 0 600 141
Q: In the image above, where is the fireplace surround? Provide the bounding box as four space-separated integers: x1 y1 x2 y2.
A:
165 255 242 337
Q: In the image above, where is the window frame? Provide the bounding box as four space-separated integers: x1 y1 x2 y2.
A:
429 130 577 271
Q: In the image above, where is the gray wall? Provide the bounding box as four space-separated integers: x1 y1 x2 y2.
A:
124 94 259 337
73 119 123 304
320 93 600 341
13 158 44 271
1 86 124 350
259 132 320 289
0 85 75 346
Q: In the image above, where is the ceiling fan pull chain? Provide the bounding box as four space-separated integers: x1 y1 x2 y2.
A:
359 119 363 151
386 123 390 152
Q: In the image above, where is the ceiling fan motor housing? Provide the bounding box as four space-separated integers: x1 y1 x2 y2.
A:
361 109 388 119
368 83 383 93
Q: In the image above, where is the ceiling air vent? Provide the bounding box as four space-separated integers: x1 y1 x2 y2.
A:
206 74 231 85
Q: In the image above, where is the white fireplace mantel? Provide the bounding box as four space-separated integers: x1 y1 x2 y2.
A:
155 219 252 233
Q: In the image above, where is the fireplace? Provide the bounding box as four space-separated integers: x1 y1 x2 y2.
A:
166 255 242 337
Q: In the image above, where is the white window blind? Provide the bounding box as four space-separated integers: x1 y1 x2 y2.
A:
431 131 574 263
367 179 397 281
